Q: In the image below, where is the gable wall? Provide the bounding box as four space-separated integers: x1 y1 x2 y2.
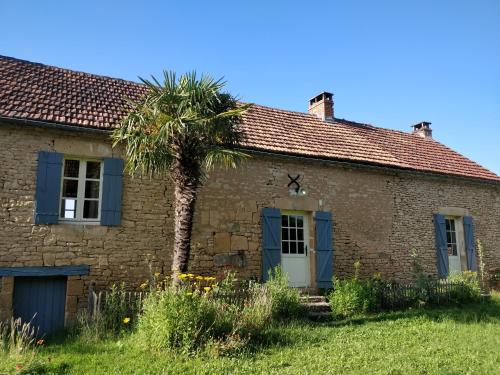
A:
1 123 499 318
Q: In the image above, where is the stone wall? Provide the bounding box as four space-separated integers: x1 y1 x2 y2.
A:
1 122 499 317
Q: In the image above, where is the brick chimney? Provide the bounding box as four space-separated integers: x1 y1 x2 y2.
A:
412 121 432 138
308 92 334 121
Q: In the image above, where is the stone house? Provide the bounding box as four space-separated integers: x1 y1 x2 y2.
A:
0 55 499 334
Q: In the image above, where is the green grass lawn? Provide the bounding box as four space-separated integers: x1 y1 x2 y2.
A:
2 294 500 375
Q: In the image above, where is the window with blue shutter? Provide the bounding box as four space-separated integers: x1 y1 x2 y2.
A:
100 158 124 226
463 216 477 271
262 208 281 281
35 152 124 226
34 151 63 224
434 214 449 278
315 211 333 289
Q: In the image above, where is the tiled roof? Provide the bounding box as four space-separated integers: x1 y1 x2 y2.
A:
0 55 146 128
1 55 498 182
242 106 500 181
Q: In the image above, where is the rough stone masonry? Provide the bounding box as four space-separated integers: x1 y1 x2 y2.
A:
1 122 499 322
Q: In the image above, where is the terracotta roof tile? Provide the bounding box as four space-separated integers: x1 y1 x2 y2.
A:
1 55 498 182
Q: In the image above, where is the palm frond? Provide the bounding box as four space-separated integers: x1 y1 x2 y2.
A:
203 148 249 171
113 71 252 179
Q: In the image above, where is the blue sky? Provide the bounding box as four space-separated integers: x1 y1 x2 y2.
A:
1 0 499 174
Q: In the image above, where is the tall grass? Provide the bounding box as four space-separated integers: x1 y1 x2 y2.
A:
136 267 303 355
77 282 141 341
0 317 39 356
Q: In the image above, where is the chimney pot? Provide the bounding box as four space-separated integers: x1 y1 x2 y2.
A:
308 92 334 121
412 121 433 138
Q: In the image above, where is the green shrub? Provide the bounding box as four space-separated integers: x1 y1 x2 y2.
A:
137 284 219 354
410 249 434 302
329 262 379 318
329 277 377 318
266 267 303 320
445 271 482 304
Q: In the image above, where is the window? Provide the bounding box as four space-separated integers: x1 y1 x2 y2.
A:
281 214 306 255
60 159 102 221
445 218 458 256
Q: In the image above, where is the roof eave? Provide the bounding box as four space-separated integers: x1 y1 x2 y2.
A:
0 115 113 135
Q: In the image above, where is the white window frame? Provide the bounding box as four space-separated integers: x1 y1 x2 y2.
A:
59 157 104 224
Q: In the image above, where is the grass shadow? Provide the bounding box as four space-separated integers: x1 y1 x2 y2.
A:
320 295 500 328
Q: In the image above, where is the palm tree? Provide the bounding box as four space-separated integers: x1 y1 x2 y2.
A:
113 72 251 277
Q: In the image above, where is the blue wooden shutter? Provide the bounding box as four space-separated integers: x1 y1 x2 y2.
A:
262 208 281 281
434 214 449 278
463 216 477 271
100 158 124 226
34 151 63 224
315 211 333 289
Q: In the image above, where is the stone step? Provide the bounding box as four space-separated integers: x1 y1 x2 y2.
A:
300 294 331 319
305 301 331 313
299 295 327 304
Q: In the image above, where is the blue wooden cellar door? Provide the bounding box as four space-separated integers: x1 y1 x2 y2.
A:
13 276 67 336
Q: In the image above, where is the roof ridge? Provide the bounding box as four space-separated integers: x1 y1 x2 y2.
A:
250 104 421 137
249 103 319 118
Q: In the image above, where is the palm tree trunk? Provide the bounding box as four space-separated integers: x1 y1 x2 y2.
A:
171 173 198 278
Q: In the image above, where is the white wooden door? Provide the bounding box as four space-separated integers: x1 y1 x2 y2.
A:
281 211 310 287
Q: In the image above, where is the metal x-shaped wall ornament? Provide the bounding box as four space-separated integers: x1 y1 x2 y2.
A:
287 174 302 193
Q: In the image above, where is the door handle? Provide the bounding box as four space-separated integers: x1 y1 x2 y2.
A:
305 245 308 256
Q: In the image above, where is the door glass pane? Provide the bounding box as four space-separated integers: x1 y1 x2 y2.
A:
86 161 101 179
62 179 78 198
281 215 288 227
83 200 99 219
296 216 303 228
451 231 457 244
290 229 296 241
289 216 296 227
64 160 80 178
282 228 288 241
297 228 304 241
60 199 76 218
85 181 100 199
449 220 455 231
289 242 297 254
297 242 304 254
282 241 289 254
446 231 452 244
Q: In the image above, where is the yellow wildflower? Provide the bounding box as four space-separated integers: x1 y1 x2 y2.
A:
139 282 148 289
154 272 160 277
195 276 204 280
203 287 211 293
186 292 193 296
178 274 188 279
187 273 195 278
123 317 131 324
